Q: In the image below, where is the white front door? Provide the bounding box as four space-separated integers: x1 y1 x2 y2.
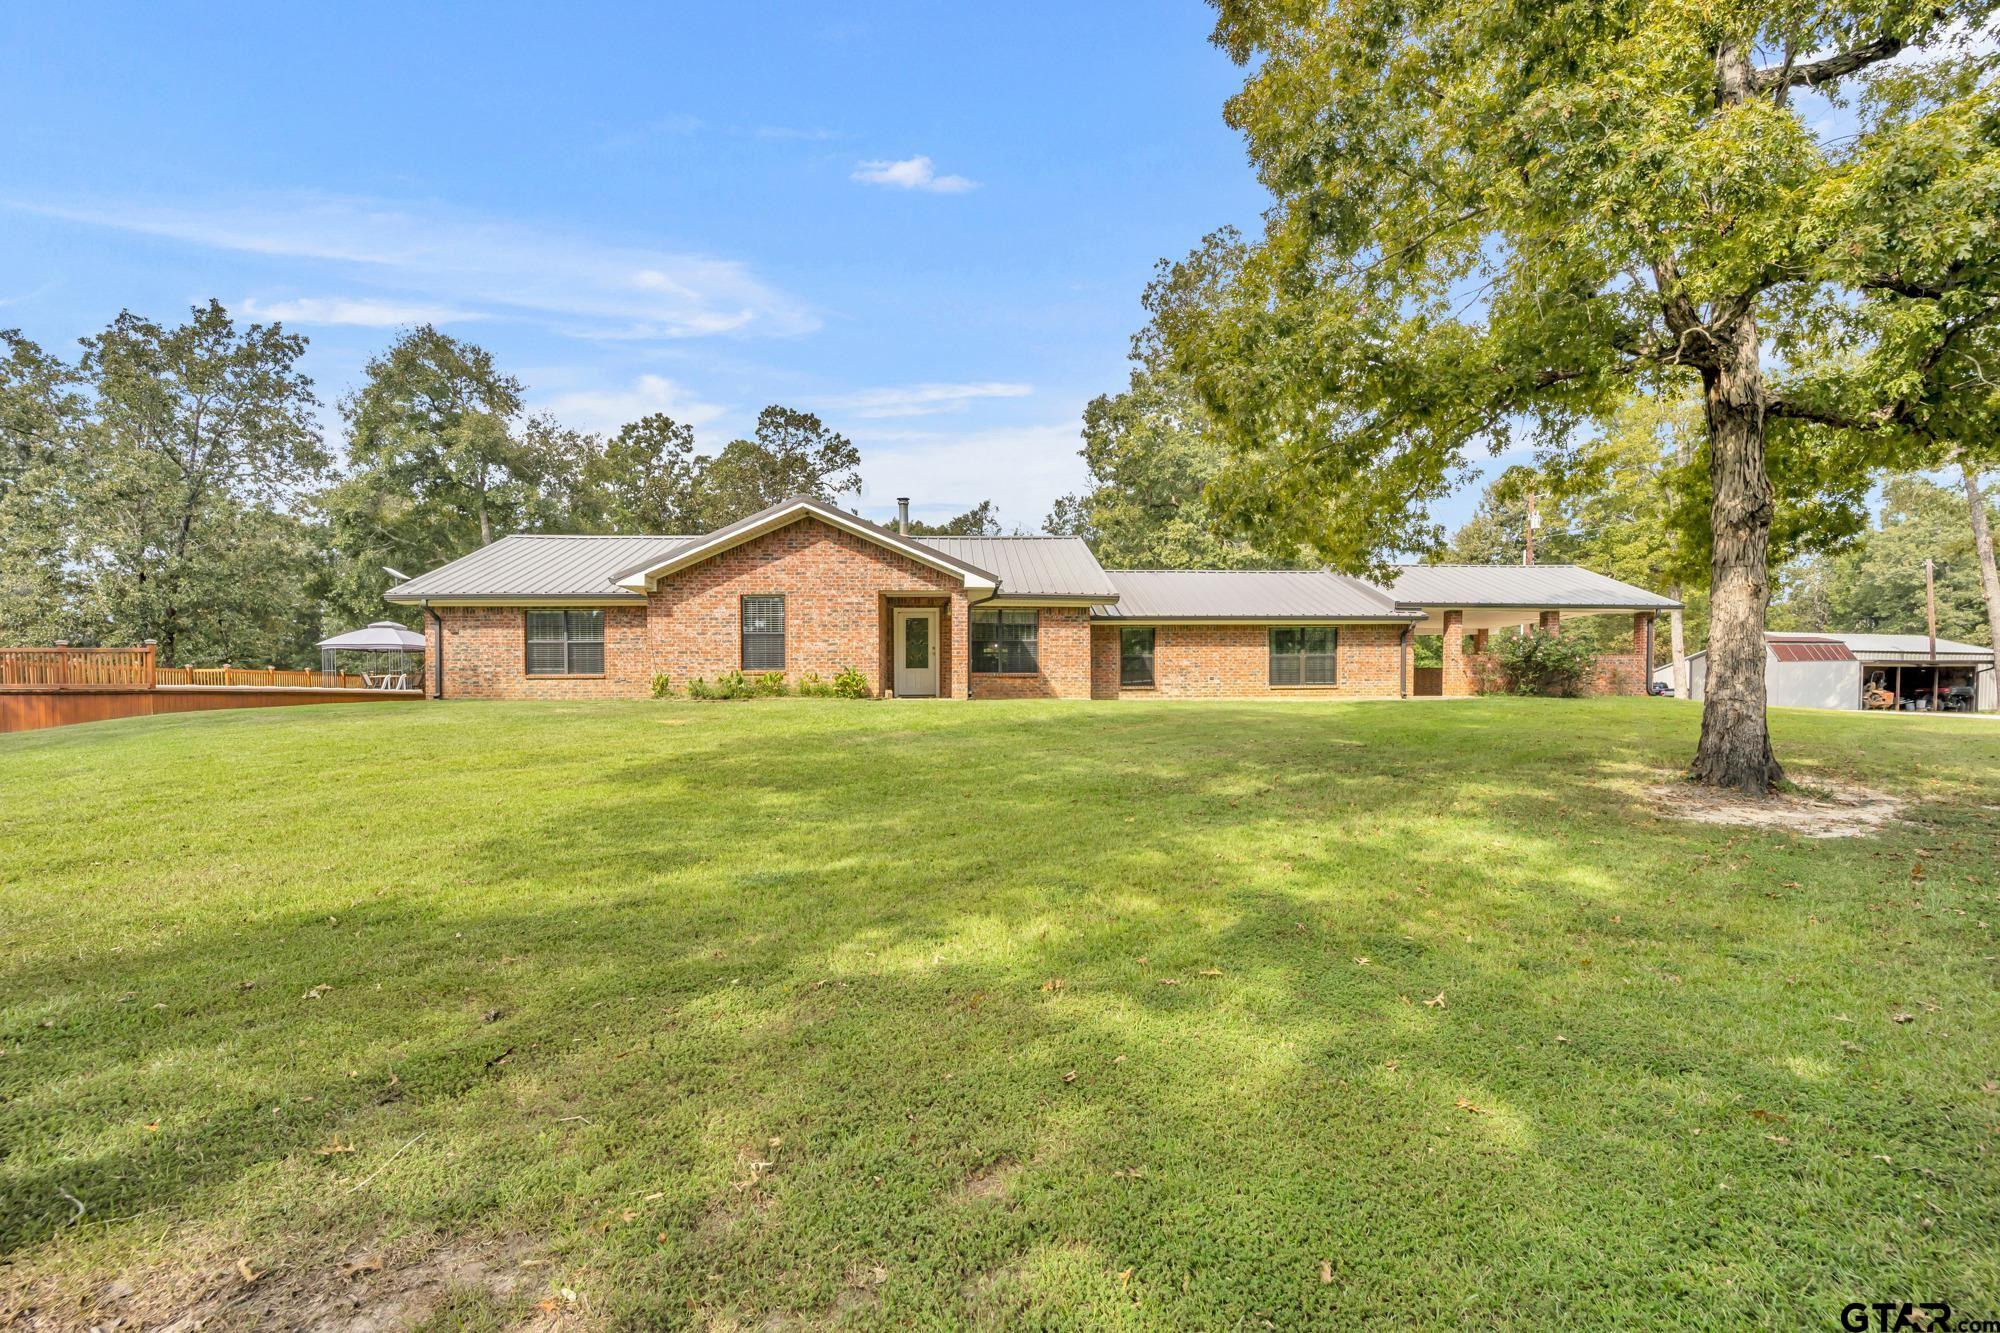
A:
893 609 939 697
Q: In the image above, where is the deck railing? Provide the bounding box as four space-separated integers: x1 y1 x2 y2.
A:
0 642 384 692
0 643 156 690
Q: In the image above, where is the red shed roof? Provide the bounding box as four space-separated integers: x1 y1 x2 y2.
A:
1769 637 1857 663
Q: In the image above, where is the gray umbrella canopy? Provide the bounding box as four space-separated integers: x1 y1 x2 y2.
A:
317 621 426 652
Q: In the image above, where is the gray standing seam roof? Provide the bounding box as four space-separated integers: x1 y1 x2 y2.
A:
1093 569 1417 620
1387 564 1681 610
385 528 1115 603
918 537 1117 600
385 534 696 602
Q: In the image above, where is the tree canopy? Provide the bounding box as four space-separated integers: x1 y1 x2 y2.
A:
1154 0 2000 788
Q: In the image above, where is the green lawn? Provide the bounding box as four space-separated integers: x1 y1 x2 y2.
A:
1 698 1996 1329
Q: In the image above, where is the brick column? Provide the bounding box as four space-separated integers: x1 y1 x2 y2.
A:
949 593 972 699
1538 609 1562 635
1441 609 1471 696
1631 612 1653 695
1473 627 1489 653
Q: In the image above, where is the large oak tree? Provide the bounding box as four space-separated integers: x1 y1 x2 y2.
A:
1156 0 1999 790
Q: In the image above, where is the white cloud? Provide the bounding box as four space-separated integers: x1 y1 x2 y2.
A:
850 156 978 194
535 373 728 436
822 381 1032 419
852 421 1087 531
238 296 483 327
11 194 819 339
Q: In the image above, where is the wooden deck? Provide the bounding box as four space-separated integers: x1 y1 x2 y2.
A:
0 644 422 734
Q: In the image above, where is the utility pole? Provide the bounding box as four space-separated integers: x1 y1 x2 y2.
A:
1524 490 1538 566
1925 558 1938 666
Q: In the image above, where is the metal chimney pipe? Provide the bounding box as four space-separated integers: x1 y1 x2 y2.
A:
897 497 910 535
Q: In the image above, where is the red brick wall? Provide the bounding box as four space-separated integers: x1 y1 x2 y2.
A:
1087 622 1408 699
970 605 1094 699
430 604 652 699
1091 625 1122 699
647 518 965 697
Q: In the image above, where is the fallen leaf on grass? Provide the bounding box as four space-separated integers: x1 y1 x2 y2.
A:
1353 956 1370 966
1383 1059 1399 1071
302 984 331 1000
1158 978 1181 986
1423 993 1447 1009
1320 1260 1333 1284
236 1258 263 1284
1063 1070 1078 1084
1763 1135 1792 1145
1197 968 1222 978
1041 978 1065 993
1454 1098 1487 1115
1892 1012 1914 1024
340 1257 383 1278
1118 1268 1133 1291
316 1141 356 1156
1749 1109 1788 1123
1553 1035 1569 1045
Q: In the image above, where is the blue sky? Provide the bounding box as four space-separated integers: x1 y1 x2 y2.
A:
0 2 1534 535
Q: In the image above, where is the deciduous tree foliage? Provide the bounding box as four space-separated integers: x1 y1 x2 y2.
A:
1048 342 1302 569
904 500 1001 536
688 406 861 529
1159 0 2000 790
0 304 329 664
1775 474 2000 642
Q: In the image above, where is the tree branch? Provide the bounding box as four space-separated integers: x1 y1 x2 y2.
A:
1750 20 1934 95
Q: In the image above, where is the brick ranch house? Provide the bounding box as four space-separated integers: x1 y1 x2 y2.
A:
385 495 1678 701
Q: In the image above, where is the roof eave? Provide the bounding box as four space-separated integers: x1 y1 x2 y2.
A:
610 497 999 592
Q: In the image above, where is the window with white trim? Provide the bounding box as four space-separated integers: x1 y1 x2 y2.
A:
741 595 785 670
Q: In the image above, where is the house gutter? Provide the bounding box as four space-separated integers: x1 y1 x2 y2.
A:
964 584 1002 700
425 603 444 699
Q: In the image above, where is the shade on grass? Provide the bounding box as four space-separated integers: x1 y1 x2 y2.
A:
1 698 1996 1327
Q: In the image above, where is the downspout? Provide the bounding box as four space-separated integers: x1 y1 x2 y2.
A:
964 585 1002 701
1399 623 1411 698
426 603 444 699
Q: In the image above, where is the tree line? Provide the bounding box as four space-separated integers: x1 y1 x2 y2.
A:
0 304 999 667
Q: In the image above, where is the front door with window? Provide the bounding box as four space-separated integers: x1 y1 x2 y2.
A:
893 609 939 697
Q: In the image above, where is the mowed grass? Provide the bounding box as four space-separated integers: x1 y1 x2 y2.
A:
1 698 1996 1329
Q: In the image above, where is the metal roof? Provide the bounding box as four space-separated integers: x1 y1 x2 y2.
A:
918 536 1117 600
386 534 694 603
1769 637 1856 663
1093 569 1417 621
1681 632 1994 665
1387 564 1681 610
1831 633 1993 661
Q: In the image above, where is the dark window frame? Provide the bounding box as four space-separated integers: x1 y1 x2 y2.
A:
524 608 606 676
1120 627 1155 687
741 594 786 671
971 607 1039 674
1268 625 1339 686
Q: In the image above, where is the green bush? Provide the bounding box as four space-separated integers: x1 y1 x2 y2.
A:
832 666 869 699
751 671 789 697
650 673 676 699
797 672 836 697
1490 627 1598 697
687 671 753 701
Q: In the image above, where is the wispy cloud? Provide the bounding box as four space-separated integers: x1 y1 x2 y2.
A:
535 373 728 436
238 296 484 327
822 381 1032 419
851 156 978 194
754 125 843 142
10 194 819 339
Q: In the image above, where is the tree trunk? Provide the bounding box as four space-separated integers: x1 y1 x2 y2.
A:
1961 459 2000 667
1669 584 1687 697
1689 313 1783 792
